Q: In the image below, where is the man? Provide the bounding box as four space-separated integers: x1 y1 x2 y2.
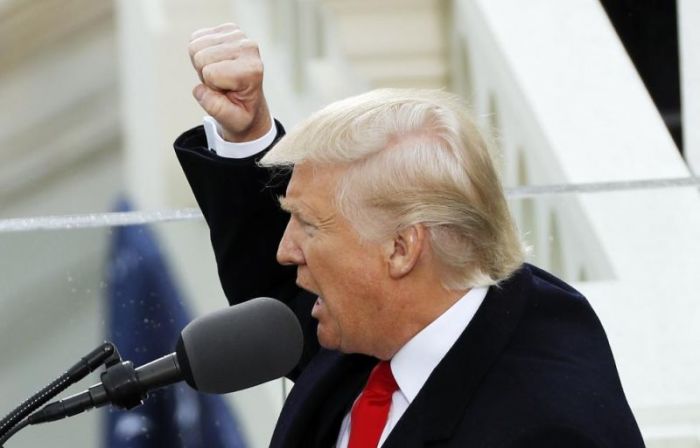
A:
175 23 645 447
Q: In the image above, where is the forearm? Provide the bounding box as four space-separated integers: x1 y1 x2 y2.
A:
174 122 321 377
173 121 294 302
180 24 321 377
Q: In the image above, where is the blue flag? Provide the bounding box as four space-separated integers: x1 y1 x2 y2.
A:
103 198 247 448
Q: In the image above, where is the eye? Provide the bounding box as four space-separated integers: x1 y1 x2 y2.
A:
292 214 317 237
302 222 317 236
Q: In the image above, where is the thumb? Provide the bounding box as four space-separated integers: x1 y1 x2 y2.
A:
192 83 255 141
193 84 233 120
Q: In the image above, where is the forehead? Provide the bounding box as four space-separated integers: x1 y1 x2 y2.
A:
283 163 345 209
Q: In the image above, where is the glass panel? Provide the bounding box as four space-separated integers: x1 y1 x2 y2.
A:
0 220 283 448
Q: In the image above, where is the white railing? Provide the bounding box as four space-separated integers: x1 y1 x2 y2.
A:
450 0 700 445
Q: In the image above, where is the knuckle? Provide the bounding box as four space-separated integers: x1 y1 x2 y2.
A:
239 38 258 50
222 41 240 53
190 28 206 41
220 22 239 31
194 26 216 40
248 60 264 78
201 64 215 83
188 41 202 59
222 29 246 43
190 22 238 40
188 36 207 55
192 50 204 69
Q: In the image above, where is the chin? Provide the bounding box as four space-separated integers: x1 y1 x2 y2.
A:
316 327 341 351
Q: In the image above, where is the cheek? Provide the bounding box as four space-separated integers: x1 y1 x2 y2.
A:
304 233 384 305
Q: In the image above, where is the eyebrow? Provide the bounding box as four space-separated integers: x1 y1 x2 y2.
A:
278 196 296 213
278 196 312 221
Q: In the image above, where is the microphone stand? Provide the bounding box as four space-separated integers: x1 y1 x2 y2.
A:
0 342 120 446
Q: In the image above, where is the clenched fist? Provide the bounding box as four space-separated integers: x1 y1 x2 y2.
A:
188 23 272 142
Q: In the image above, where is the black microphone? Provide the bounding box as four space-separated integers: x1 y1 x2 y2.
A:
29 297 303 424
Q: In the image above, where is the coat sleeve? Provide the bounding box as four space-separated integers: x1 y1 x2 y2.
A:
173 121 320 379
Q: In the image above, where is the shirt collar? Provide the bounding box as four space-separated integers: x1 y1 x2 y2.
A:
390 286 489 403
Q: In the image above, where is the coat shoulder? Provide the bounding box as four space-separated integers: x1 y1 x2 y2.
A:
467 264 645 447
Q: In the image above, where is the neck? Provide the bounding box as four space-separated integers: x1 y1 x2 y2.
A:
373 283 469 360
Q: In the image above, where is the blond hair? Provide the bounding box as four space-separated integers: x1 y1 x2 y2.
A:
261 89 524 289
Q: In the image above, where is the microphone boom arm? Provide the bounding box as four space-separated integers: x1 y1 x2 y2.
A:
29 353 181 425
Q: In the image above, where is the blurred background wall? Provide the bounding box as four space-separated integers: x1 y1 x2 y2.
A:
1 0 699 447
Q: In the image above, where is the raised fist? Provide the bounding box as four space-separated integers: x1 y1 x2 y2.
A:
188 23 271 142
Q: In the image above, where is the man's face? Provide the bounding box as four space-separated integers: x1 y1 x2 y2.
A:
277 163 389 356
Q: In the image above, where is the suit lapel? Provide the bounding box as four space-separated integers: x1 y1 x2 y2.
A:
271 348 376 448
383 265 533 447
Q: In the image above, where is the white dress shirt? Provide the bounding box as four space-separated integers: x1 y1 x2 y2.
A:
202 115 277 158
202 117 490 448
335 286 488 448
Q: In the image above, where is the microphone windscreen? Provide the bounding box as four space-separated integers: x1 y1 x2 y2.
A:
176 297 303 394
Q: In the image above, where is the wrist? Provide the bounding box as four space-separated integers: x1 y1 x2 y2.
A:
203 115 277 158
221 101 273 143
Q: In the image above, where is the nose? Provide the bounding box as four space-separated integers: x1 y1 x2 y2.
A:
277 219 305 266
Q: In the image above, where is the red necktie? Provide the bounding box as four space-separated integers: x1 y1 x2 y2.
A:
348 361 398 448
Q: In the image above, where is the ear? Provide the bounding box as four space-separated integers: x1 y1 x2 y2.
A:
387 224 427 279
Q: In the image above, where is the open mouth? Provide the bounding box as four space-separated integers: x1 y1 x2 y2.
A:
311 296 323 318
